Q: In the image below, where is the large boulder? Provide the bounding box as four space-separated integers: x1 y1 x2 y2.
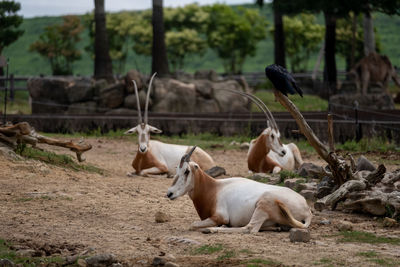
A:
66 101 98 114
213 80 248 112
153 79 196 113
196 98 219 113
99 82 125 109
194 80 213 99
194 69 219 81
125 69 143 94
124 90 149 110
66 78 94 103
330 93 395 112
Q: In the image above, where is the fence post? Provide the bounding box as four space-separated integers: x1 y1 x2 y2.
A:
10 74 14 102
354 100 362 141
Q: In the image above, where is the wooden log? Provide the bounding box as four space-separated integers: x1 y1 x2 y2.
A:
314 179 366 211
327 113 335 152
364 164 386 186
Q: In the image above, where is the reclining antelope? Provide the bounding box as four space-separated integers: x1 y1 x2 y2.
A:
125 73 219 177
227 90 303 174
167 147 312 233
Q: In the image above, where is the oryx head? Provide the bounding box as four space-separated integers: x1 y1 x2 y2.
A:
124 73 162 154
224 89 286 157
166 146 197 200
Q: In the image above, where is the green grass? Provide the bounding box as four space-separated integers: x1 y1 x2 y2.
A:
338 230 400 245
336 138 400 153
16 144 104 174
0 239 65 266
253 90 329 112
0 90 31 114
357 251 398 267
192 244 224 255
245 258 283 267
217 250 236 261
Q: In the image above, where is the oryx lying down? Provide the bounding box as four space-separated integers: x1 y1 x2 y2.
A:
125 73 218 177
228 90 303 174
167 147 312 233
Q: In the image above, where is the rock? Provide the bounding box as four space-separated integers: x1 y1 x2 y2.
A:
165 262 179 267
124 90 149 110
85 254 117 266
65 255 79 265
213 81 248 113
289 228 310 243
165 236 201 245
193 80 213 99
240 142 250 150
155 211 170 223
284 178 304 190
382 217 397 227
152 256 166 266
111 264 123 267
105 108 137 115
299 189 316 202
316 176 336 199
99 82 125 109
249 173 271 183
77 258 87 267
356 156 376 172
66 78 94 103
16 249 36 257
125 69 143 94
296 182 317 192
319 219 331 225
297 163 324 179
153 80 196 113
394 181 400 190
0 145 22 160
28 77 70 104
195 98 219 113
194 69 219 81
0 259 15 266
205 166 226 178
336 221 354 231
66 101 98 115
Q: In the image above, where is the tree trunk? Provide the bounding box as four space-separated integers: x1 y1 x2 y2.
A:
151 0 169 76
363 10 375 56
273 1 286 68
94 0 113 81
350 13 357 69
323 11 337 95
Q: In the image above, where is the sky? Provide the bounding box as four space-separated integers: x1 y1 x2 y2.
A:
18 0 256 18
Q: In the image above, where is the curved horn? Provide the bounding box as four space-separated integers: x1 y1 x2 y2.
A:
132 80 142 124
222 89 278 131
179 145 197 168
144 72 157 125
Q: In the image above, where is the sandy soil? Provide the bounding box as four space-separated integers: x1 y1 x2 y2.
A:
0 137 399 267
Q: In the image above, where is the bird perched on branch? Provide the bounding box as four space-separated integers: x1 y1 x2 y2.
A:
265 64 303 97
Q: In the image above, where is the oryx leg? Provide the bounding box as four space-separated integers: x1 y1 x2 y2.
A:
189 218 218 231
140 166 168 177
272 166 282 174
288 143 303 168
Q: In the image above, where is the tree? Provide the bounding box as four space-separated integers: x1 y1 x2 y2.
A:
94 0 113 81
0 0 24 75
29 16 83 75
205 4 267 74
271 14 324 72
152 0 169 76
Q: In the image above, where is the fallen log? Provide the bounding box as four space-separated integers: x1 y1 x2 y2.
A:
0 122 92 162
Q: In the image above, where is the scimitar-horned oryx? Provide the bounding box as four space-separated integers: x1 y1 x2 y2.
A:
167 146 312 233
125 73 224 178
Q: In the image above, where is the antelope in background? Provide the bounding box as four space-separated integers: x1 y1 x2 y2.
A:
125 73 221 177
227 90 303 174
167 147 312 233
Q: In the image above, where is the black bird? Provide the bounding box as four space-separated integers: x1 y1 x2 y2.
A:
265 64 303 97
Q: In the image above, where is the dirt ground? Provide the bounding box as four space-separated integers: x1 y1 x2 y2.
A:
0 137 399 267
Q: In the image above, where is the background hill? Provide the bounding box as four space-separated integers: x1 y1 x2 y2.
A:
3 4 400 76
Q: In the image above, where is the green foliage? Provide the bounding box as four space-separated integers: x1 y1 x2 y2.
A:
338 230 400 245
0 0 24 55
16 144 104 174
271 14 324 72
279 170 298 181
245 258 282 267
253 90 328 112
357 251 398 266
192 244 224 255
205 4 267 74
217 250 236 261
337 138 399 153
29 16 83 75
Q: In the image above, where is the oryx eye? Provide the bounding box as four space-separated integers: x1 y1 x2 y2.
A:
184 169 190 176
271 134 275 139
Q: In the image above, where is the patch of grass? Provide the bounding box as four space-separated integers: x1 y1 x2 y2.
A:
239 249 254 254
357 251 398 267
0 90 31 114
254 90 328 112
0 239 65 265
192 244 224 255
16 144 104 175
217 250 236 261
245 258 282 267
15 197 33 202
337 138 399 153
313 257 334 266
247 174 270 184
338 230 400 245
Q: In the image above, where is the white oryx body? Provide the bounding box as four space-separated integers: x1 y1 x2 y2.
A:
167 147 312 233
247 127 303 174
126 73 215 177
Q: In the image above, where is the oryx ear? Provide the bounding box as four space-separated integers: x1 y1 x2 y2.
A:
124 126 138 135
149 125 162 134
